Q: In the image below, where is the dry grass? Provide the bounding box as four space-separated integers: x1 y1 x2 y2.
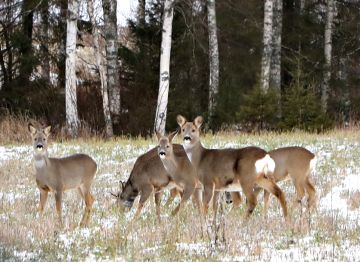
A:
1 129 360 260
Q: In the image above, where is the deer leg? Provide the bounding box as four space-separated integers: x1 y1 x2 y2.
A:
171 184 194 216
231 192 242 208
305 177 316 211
54 191 63 226
164 188 178 207
133 186 153 220
38 188 49 214
79 185 94 227
256 176 288 219
202 183 214 216
154 191 162 222
263 190 270 217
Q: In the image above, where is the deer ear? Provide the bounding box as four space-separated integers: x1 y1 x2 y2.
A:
155 131 162 141
176 115 186 127
43 126 51 137
193 116 203 128
28 124 37 136
168 130 178 143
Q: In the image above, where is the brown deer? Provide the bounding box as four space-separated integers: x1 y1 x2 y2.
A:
113 144 191 221
28 124 97 227
156 131 200 216
176 115 288 219
227 146 316 214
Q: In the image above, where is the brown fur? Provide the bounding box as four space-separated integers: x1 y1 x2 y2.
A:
230 146 316 214
177 115 288 219
28 124 97 227
156 131 200 216
115 144 190 221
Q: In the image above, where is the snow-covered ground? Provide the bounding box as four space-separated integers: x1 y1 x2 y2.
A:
0 132 360 261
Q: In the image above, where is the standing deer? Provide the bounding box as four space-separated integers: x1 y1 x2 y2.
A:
28 124 97 227
156 131 200 216
226 147 316 214
176 115 288 219
113 145 191 221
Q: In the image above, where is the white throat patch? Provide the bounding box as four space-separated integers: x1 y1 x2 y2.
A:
34 158 46 169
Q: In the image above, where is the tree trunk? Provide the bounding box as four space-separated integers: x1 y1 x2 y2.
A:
260 0 274 93
154 0 174 135
339 57 350 127
103 0 121 123
19 0 35 81
58 0 67 88
138 0 146 26
270 0 282 91
207 0 219 126
321 0 334 113
65 0 80 137
40 0 50 82
270 0 282 117
87 0 114 137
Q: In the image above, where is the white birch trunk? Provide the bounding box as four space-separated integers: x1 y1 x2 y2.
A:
270 0 282 92
103 0 121 122
207 0 219 124
260 0 274 93
321 0 334 113
154 0 174 135
65 0 80 137
88 0 114 137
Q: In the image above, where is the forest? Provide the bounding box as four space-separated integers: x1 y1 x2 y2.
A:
0 0 359 137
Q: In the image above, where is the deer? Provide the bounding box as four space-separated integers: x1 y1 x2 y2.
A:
156 131 200 216
227 146 316 214
28 124 97 227
176 115 288 220
112 144 196 221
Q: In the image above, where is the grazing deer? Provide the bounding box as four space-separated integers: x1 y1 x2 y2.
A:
28 124 97 227
176 115 288 219
156 131 199 216
113 145 189 221
227 146 316 214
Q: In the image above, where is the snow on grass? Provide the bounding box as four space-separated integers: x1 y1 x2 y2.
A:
1 131 360 260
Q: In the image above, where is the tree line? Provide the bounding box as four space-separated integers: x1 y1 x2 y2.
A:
0 0 359 137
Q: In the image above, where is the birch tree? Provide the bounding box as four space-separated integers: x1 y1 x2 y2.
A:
103 0 121 122
65 0 80 137
321 0 335 113
260 0 274 93
87 0 113 137
270 0 282 93
154 0 174 135
207 0 219 125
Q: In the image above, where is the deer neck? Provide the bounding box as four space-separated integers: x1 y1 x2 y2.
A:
33 151 49 170
161 152 178 175
184 141 204 168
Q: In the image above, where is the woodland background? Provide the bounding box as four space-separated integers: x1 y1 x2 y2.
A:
0 0 359 138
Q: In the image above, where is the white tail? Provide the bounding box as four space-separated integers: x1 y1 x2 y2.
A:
310 155 317 171
255 154 276 175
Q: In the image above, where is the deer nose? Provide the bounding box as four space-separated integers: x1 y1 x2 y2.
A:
184 136 191 141
36 144 43 149
159 151 166 159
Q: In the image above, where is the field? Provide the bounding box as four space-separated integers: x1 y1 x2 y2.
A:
1 130 360 261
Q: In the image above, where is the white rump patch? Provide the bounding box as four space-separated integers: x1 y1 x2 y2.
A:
255 154 275 174
34 159 46 169
310 155 317 171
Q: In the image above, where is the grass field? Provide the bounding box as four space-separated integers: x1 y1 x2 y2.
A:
1 130 360 261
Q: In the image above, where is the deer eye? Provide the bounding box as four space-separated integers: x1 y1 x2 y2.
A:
192 129 195 132
166 145 169 148
182 129 185 132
